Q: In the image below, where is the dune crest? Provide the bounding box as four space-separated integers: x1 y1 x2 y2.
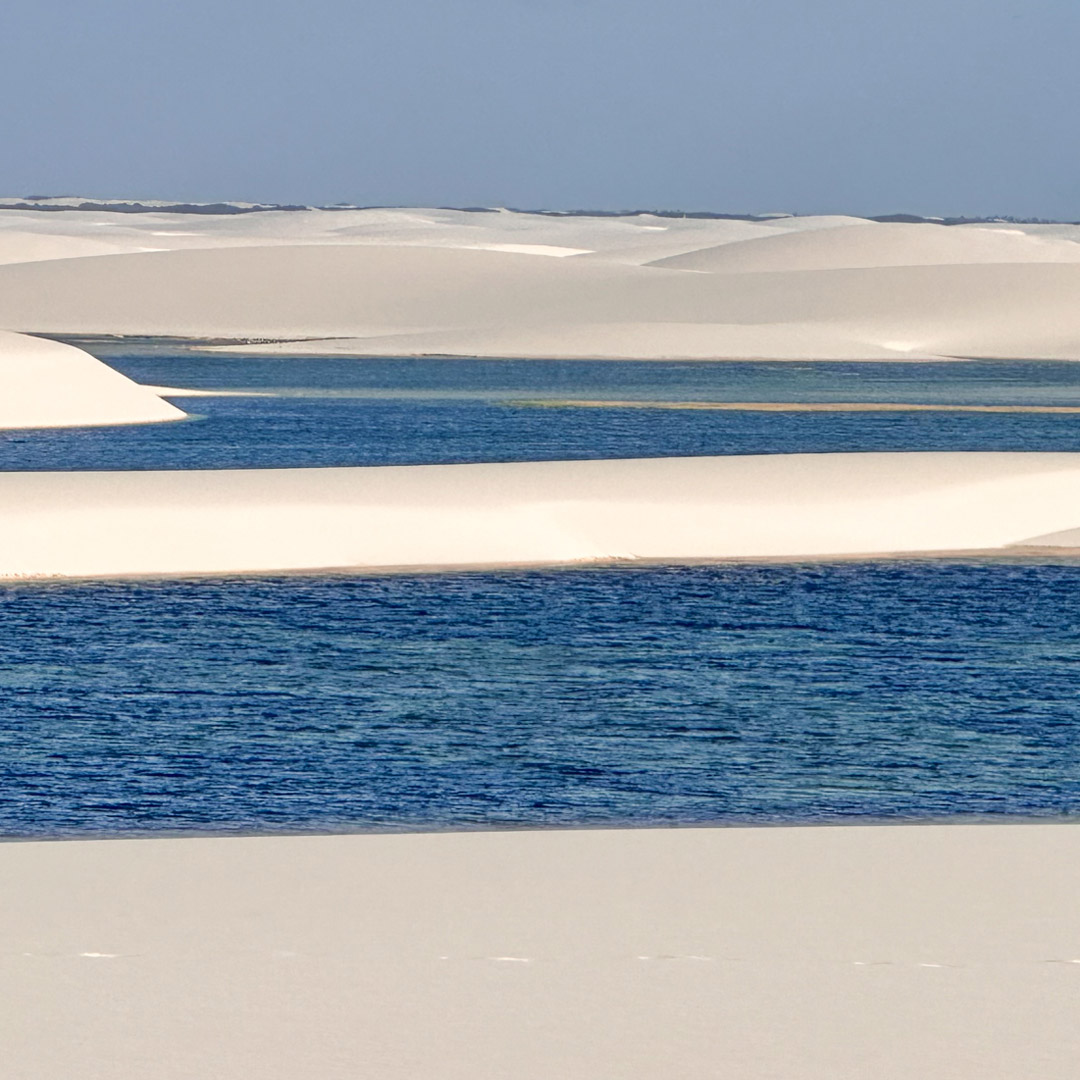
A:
648 221 1080 273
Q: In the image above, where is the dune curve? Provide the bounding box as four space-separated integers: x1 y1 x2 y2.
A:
2 210 1080 359
0 331 185 430
1 241 1079 359
648 221 1080 273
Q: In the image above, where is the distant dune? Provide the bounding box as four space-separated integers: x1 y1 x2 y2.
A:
649 220 1080 273
0 205 1079 360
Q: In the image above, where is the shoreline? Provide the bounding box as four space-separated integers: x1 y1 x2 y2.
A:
5 811 1079 844
38 332 980 362
5 545 1080 587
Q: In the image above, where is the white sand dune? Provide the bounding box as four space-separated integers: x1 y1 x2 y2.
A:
0 220 1079 358
0 245 652 339
649 220 1080 273
0 331 185 430
3 824 1078 1080
2 452 1080 580
0 204 864 267
0 229 139 264
0 243 1069 359
2 206 1080 359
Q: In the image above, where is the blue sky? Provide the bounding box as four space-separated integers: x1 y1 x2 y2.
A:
3 0 1078 217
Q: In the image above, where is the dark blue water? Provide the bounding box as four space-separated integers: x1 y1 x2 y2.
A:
97 351 1080 405
2 562 1079 837
4 351 1080 836
6 353 1080 471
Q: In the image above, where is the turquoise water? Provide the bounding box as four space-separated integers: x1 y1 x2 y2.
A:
2 353 1080 836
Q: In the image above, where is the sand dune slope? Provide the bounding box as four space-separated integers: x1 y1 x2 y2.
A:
0 331 185 430
1 243 1080 359
650 221 1080 273
0 245 651 339
2 208 1080 359
2 824 1078 1080
0 205 863 266
3 453 1080 579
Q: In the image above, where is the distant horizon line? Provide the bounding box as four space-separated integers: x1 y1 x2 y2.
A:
0 195 1076 226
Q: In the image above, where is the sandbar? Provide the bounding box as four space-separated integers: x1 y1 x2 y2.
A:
3 452 1080 579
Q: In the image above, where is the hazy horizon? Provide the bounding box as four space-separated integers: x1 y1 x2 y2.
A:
3 0 1078 220
3 196 1076 225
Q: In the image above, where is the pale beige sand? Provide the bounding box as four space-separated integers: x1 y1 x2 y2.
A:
4 453 1080 580
3 824 1078 1079
0 331 185 430
0 205 859 267
1010 524 1080 547
212 320 943 361
5 243 1080 360
650 220 1080 273
1 208 1080 360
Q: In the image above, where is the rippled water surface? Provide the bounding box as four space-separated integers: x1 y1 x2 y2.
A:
6 352 1080 470
2 562 1079 836
3 351 1080 836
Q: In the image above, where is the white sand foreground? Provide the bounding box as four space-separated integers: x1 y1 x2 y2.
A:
3 824 1078 1079
3 452 1080 579
2 204 1080 359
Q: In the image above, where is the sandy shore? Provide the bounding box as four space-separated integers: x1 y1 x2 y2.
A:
4 452 1080 579
3 823 1078 1079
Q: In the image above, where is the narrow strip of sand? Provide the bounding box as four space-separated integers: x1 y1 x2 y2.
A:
2 824 1077 1079
517 399 1080 413
4 452 1080 579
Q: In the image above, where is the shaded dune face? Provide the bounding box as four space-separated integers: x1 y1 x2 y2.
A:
0 331 186 430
